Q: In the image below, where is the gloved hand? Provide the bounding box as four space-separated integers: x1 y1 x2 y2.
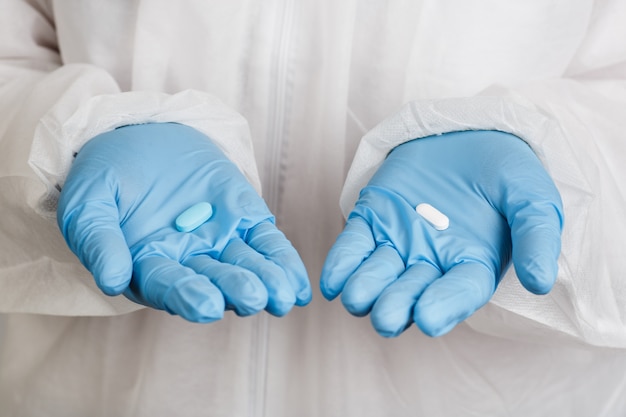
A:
321 130 563 337
58 123 311 322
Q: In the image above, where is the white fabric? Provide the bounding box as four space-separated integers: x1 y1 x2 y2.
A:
1 0 626 415
340 94 583 215
30 88 262 217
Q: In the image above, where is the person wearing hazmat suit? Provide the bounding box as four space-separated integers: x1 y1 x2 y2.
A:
1 0 626 415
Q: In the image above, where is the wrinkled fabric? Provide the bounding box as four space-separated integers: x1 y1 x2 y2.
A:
1 0 626 416
31 89 263 206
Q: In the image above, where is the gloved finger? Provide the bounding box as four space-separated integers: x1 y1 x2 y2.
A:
320 215 377 300
245 221 311 307
58 201 133 296
370 263 441 338
130 256 226 323
220 238 296 317
508 201 563 295
497 143 564 295
413 262 495 337
340 244 405 317
184 255 268 317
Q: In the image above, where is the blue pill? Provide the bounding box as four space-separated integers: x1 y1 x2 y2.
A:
175 202 214 232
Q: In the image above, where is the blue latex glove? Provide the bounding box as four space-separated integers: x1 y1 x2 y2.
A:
58 123 311 322
321 130 563 337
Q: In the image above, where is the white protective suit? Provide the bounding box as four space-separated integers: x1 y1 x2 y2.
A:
1 0 626 416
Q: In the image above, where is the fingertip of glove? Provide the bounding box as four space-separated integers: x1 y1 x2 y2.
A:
171 297 225 324
95 268 132 296
516 257 558 295
413 299 464 338
190 299 225 323
375 328 403 338
265 302 292 317
230 292 268 317
319 281 339 301
520 272 556 295
162 277 226 323
295 287 313 306
99 281 130 296
319 254 352 301
371 315 407 338
265 288 297 317
416 319 457 338
341 293 371 317
218 271 268 317
84 242 133 296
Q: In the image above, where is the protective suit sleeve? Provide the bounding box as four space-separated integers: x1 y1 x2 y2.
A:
0 1 262 316
341 5 626 348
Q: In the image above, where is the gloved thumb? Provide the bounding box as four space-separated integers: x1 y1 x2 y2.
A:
498 145 564 295
58 201 133 296
509 201 563 294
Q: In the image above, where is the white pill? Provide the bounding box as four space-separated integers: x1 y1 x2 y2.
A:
416 203 449 231
175 202 214 232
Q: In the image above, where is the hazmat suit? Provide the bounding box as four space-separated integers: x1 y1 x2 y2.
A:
1 0 626 416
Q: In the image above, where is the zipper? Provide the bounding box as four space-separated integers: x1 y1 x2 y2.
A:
250 1 297 416
264 0 296 216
